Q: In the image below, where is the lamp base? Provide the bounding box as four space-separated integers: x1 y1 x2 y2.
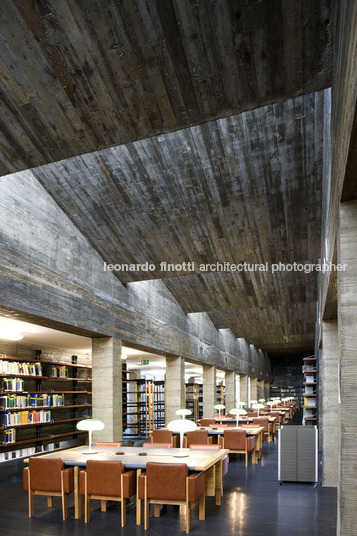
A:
173 454 189 458
82 450 98 455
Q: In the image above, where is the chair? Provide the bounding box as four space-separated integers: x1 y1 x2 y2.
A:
138 462 205 533
79 460 136 526
94 441 122 447
142 442 172 448
199 418 216 426
184 430 212 448
219 429 256 467
23 457 74 520
252 417 274 442
150 429 177 447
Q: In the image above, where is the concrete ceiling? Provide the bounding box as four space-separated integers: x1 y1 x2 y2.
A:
0 0 334 358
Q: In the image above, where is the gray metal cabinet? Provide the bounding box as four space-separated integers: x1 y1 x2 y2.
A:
278 425 318 483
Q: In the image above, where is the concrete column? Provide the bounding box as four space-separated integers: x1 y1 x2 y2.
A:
257 380 265 401
264 381 270 401
92 337 122 442
225 370 236 413
239 374 248 405
337 201 357 534
250 377 258 404
320 319 339 487
202 365 216 417
165 355 185 425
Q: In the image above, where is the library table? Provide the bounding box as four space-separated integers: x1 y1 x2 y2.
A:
25 444 229 523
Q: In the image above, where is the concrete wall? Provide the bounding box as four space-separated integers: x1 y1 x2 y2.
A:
320 319 339 487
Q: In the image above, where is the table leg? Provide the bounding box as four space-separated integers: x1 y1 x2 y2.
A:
214 460 223 506
136 469 142 525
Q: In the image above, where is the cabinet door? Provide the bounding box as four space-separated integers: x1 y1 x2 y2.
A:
279 426 298 481
297 427 317 482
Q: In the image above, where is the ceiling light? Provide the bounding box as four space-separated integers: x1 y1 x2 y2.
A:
0 330 24 341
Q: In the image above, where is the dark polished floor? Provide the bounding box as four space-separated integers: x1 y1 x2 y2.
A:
0 425 337 535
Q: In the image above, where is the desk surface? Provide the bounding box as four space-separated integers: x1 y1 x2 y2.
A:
25 445 229 472
198 426 264 436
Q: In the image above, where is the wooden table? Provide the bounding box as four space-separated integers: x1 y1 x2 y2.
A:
25 444 229 523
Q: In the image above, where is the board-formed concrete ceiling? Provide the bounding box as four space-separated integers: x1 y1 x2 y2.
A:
0 0 333 357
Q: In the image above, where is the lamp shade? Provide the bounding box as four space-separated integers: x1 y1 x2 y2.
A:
175 408 192 419
249 400 257 406
258 399 265 403
167 419 197 455
266 401 275 407
76 419 105 454
238 401 246 408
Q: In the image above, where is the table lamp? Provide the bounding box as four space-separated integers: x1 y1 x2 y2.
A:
76 419 105 454
175 408 192 419
266 401 275 408
229 408 247 428
238 401 246 408
258 398 265 404
252 403 265 416
167 418 197 457
249 400 257 408
214 404 225 416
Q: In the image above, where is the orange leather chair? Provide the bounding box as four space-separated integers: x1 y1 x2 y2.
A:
252 417 274 442
79 460 136 526
138 462 205 533
199 418 216 426
184 430 212 448
94 441 122 447
23 457 74 520
142 442 172 448
219 429 256 467
150 429 177 447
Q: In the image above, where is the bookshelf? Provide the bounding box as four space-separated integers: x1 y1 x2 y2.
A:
185 383 202 422
0 352 92 461
302 356 317 425
122 370 165 439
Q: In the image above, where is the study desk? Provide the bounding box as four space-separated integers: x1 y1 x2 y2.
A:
25 444 229 523
197 426 265 463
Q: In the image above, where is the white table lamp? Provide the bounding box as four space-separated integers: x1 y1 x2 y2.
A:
238 401 246 408
175 408 192 419
252 403 265 416
167 418 197 457
258 398 265 403
229 408 247 428
214 404 225 416
76 419 105 454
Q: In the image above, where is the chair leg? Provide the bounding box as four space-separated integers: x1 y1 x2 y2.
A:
154 503 160 517
185 478 190 534
245 451 248 468
199 493 205 520
62 492 68 521
121 497 126 527
47 496 53 508
101 500 107 512
28 490 34 518
84 473 90 523
144 476 149 530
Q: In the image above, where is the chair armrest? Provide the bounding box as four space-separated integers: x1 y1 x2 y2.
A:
122 470 136 498
218 436 224 448
137 472 146 500
222 455 229 477
187 472 206 502
247 436 256 451
79 469 86 495
62 467 74 493
208 436 213 444
182 436 187 448
23 467 29 490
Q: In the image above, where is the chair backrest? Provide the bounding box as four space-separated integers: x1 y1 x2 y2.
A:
186 430 209 447
223 429 247 450
252 417 269 432
86 460 124 496
29 457 64 492
200 418 216 426
146 462 188 501
152 429 173 443
95 441 122 447
142 442 172 448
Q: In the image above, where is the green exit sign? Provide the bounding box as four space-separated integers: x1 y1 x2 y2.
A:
141 359 150 365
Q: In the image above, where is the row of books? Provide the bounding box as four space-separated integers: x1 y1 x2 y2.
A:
0 360 42 376
1 409 51 426
0 393 64 409
2 378 24 392
0 428 16 444
0 446 36 462
51 366 68 378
